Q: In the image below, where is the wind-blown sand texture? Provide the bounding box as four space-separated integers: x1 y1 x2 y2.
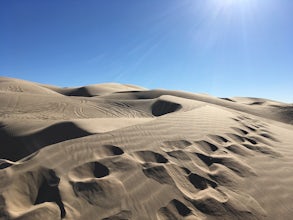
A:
0 77 292 220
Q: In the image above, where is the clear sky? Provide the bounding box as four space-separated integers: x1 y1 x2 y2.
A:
1 0 292 102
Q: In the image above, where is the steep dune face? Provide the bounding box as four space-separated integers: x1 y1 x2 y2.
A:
0 77 292 220
0 121 92 161
43 83 146 97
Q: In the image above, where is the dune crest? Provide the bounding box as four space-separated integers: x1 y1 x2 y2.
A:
0 77 292 220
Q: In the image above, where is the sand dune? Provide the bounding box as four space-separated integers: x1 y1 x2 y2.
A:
0 77 292 220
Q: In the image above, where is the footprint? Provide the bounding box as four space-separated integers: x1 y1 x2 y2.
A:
230 127 249 136
207 135 230 144
166 150 191 161
133 151 168 163
93 162 110 178
195 153 215 167
213 157 255 177
226 133 245 143
157 199 193 219
194 140 219 153
104 145 124 155
188 173 217 190
142 164 174 185
69 161 109 180
71 177 125 208
242 144 281 157
181 167 191 175
259 133 280 142
190 188 267 218
162 140 192 151
243 125 257 132
244 137 257 145
195 153 255 177
190 195 227 216
225 144 252 156
247 135 271 145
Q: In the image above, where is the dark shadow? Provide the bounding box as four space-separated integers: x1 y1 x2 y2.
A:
93 162 109 178
34 171 66 218
151 100 182 116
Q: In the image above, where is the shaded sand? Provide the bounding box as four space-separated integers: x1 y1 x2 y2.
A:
0 77 292 220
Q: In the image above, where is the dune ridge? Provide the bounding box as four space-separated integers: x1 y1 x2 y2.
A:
0 77 292 220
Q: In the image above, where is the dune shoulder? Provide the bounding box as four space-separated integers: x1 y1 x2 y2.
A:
0 77 292 220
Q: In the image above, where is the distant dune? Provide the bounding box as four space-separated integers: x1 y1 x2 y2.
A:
0 77 292 220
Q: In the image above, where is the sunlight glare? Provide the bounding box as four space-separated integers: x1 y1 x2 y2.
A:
215 0 255 10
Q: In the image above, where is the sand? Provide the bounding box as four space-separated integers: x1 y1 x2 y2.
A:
0 76 292 220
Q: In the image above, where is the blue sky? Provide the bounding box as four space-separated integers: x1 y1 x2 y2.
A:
1 0 292 102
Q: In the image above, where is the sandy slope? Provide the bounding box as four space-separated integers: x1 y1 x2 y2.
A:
0 77 292 220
